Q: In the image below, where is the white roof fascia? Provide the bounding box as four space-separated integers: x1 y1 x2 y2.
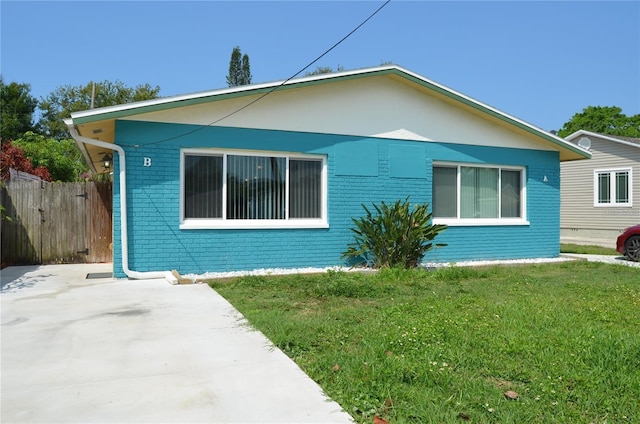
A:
69 66 395 121
390 67 591 159
68 64 589 158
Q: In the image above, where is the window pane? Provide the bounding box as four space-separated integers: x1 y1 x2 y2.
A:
598 173 610 204
227 155 285 219
616 171 629 203
461 167 498 218
433 167 457 217
501 170 521 218
290 160 322 218
184 155 223 218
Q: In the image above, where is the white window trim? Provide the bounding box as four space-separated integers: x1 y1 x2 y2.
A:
593 167 632 208
180 148 328 229
432 162 529 227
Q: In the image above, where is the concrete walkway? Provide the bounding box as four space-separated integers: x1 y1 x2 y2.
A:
560 253 640 267
1 264 354 424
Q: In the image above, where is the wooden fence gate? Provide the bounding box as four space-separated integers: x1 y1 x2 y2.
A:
1 181 112 265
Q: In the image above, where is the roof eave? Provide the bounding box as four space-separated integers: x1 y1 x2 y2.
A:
387 68 591 161
64 118 99 174
566 129 640 149
69 66 397 125
67 65 591 160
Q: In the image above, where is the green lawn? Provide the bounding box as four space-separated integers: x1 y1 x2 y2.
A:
560 243 619 256
209 262 639 423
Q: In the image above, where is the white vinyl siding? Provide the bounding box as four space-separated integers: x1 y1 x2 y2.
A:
560 135 639 239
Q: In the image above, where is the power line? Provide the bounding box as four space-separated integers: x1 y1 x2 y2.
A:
139 0 391 147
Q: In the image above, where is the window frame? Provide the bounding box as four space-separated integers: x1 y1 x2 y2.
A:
593 168 632 207
180 148 328 229
432 162 528 226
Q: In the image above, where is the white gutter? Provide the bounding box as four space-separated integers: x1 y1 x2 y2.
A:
65 120 178 284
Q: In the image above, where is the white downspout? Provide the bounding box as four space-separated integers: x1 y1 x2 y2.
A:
65 120 178 284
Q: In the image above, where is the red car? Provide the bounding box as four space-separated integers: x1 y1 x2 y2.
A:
617 225 640 261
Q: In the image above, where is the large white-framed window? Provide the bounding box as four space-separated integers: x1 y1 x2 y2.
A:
180 148 328 229
594 168 632 207
432 163 528 226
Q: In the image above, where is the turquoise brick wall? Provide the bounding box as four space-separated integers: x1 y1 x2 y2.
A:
111 120 559 277
422 143 560 263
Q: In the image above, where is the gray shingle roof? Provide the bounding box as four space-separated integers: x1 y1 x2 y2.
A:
606 134 640 145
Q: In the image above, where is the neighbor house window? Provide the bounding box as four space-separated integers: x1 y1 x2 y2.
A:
181 149 327 229
432 163 527 225
594 168 632 207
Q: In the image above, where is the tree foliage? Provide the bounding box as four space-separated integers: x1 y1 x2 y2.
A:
0 77 38 140
342 197 447 269
38 80 161 139
226 46 252 87
557 106 640 138
1 138 52 181
305 65 345 76
13 132 87 182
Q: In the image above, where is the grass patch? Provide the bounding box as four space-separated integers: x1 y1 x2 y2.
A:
561 243 619 255
209 262 639 423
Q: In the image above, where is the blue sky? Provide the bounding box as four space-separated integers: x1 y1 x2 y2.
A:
1 0 638 132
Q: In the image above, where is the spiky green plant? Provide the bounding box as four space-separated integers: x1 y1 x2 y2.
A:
342 197 447 269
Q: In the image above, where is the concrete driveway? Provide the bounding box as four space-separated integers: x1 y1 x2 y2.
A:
1 264 354 424
561 253 640 267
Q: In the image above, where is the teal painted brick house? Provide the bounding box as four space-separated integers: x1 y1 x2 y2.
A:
66 66 590 281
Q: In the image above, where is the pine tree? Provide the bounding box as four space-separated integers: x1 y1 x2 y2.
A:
226 46 252 87
241 54 252 85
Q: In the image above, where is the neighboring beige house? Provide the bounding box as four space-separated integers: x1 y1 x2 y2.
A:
560 130 640 247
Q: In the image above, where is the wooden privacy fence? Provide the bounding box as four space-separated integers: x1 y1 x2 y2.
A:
1 181 112 265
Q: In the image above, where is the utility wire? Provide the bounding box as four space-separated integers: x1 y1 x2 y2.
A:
139 0 391 147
